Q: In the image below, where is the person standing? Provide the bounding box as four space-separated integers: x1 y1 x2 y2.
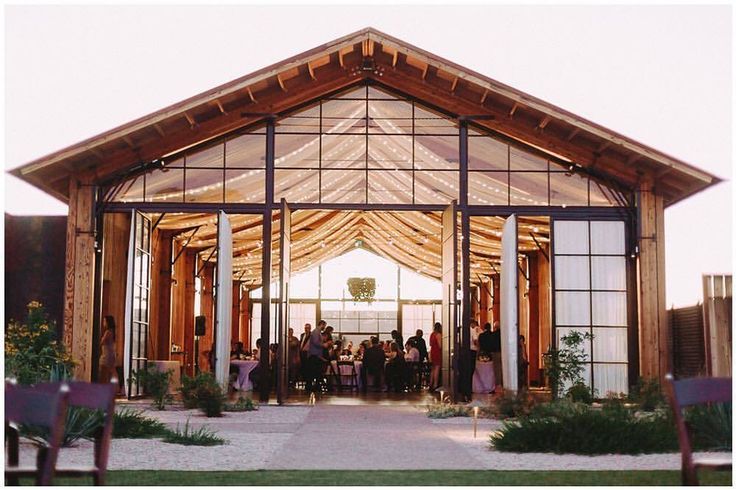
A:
518 335 529 390
391 330 404 352
287 328 300 384
306 320 326 393
99 316 117 384
464 320 481 399
407 329 428 363
429 322 442 391
299 323 312 382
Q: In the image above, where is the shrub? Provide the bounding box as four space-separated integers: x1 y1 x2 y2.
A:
687 403 732 451
162 419 225 446
629 378 666 411
427 403 470 419
113 407 169 439
224 396 258 412
5 302 74 385
179 372 226 417
491 391 536 419
490 401 679 455
566 382 594 404
130 365 173 410
543 330 593 400
21 407 104 448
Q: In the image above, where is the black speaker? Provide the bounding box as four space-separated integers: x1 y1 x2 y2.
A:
195 315 206 336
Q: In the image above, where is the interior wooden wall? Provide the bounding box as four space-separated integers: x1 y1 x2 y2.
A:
199 262 215 372
239 290 250 348
703 274 732 377
148 228 173 361
537 243 551 379
231 281 241 344
527 252 540 385
101 212 130 377
170 243 196 376
491 274 500 325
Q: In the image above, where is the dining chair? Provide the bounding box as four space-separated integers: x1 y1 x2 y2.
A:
34 380 118 485
5 381 69 486
664 373 732 486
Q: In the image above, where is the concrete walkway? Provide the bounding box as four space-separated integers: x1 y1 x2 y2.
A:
266 405 476 470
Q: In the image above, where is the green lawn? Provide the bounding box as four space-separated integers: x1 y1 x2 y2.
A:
17 470 732 486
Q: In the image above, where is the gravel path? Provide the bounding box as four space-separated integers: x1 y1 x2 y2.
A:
15 404 732 472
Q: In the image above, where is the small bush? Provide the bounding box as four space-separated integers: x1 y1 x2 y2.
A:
491 391 536 419
130 366 172 410
629 378 666 411
427 403 470 419
179 372 226 417
5 302 74 385
566 382 594 404
113 407 169 439
687 403 732 451
224 396 258 412
21 406 103 448
162 419 225 446
491 402 679 454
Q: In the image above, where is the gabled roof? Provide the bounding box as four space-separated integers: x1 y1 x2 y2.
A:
10 27 721 206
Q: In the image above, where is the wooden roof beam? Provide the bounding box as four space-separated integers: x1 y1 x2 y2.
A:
537 115 551 131
450 76 459 94
509 102 520 118
122 135 136 149
213 99 228 115
276 74 287 92
183 112 197 129
480 89 489 105
153 123 166 137
567 127 580 142
307 61 317 80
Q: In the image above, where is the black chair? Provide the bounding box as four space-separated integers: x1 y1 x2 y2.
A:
664 374 732 486
5 381 69 486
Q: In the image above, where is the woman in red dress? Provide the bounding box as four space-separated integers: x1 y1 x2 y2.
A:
429 322 442 391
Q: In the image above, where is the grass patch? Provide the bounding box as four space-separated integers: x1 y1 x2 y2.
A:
112 407 169 439
426 403 470 419
18 470 732 486
161 419 225 446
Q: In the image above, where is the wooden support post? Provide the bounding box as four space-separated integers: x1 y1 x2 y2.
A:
527 252 540 386
491 274 501 325
240 289 250 349
201 263 215 372
63 178 97 381
231 281 241 343
479 281 491 326
637 175 668 382
537 243 551 377
149 228 173 361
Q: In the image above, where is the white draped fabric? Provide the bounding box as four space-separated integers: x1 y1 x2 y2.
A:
501 215 518 393
215 211 233 388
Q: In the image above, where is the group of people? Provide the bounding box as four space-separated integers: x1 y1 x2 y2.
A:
287 320 445 394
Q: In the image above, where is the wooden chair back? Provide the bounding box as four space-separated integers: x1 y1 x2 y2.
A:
5 381 69 486
664 374 732 486
34 380 118 485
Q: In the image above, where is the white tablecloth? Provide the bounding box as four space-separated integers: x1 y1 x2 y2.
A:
150 360 181 394
330 360 363 390
231 360 259 391
472 360 496 393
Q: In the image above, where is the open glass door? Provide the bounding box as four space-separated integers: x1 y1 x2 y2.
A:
501 214 519 393
441 202 458 398
124 210 151 398
277 199 291 404
214 211 233 388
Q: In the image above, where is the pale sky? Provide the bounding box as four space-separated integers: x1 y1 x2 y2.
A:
3 4 733 307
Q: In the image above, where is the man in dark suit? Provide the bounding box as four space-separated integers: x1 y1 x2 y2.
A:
407 329 428 363
478 322 493 357
363 336 386 391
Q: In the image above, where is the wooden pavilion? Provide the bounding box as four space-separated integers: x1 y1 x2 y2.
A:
11 28 720 402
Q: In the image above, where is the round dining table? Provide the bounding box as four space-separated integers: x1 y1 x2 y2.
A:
472 360 496 393
230 359 259 391
330 360 364 390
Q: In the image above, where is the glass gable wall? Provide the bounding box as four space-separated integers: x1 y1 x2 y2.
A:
111 83 628 208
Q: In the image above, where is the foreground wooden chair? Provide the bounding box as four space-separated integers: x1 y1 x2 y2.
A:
5 381 69 486
34 380 118 485
664 373 732 486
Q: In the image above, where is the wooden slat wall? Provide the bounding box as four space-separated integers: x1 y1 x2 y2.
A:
537 244 552 365
101 212 130 377
63 178 97 380
231 281 241 344
527 252 540 385
669 305 706 378
703 274 733 377
239 291 250 348
170 244 196 375
637 175 669 382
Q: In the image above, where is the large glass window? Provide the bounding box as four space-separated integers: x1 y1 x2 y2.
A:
553 220 629 396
